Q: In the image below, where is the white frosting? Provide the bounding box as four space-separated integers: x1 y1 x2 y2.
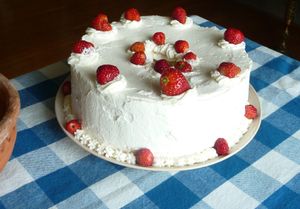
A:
170 17 193 29
218 39 246 50
74 129 136 164
68 15 253 166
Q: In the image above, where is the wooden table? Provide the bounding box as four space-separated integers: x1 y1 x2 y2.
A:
0 0 299 78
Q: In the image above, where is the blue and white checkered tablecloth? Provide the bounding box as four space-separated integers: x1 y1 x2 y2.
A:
1 16 300 209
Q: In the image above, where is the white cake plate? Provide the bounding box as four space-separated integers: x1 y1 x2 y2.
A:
55 79 261 171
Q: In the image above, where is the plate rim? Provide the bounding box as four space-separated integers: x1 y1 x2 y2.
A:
55 80 261 171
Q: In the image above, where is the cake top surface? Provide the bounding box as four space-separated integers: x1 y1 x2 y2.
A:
68 15 252 102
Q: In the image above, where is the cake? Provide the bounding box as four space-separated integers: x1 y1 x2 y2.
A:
64 7 257 167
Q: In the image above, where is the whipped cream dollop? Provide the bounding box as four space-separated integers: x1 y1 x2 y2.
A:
82 26 118 45
184 55 201 66
68 48 100 68
170 17 193 29
210 70 239 85
120 14 142 28
96 75 127 94
144 40 181 62
218 39 245 50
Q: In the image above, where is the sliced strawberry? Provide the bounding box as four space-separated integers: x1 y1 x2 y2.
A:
174 40 189 53
72 40 94 54
130 52 146 65
245 104 258 119
65 119 81 135
124 8 141 21
130 42 145 52
183 52 197 61
62 81 71 95
135 148 154 167
152 32 166 45
217 62 241 78
96 65 120 85
224 28 245 45
154 59 170 74
214 138 229 156
175 61 192 73
171 7 187 24
160 69 191 96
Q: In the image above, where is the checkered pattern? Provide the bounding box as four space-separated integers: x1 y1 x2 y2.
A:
1 16 300 209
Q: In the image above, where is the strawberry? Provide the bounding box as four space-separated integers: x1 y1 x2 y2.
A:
171 7 187 24
94 13 109 23
175 61 192 73
224 28 245 45
245 104 258 119
214 138 229 156
124 8 141 21
154 59 170 74
65 119 81 135
135 148 154 167
91 17 112 31
152 32 166 45
96 65 120 85
72 40 94 54
217 62 241 78
130 42 145 52
183 52 197 61
160 69 191 96
130 52 146 65
62 81 71 95
174 40 189 53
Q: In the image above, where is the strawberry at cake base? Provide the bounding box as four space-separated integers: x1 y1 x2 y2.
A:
67 15 253 167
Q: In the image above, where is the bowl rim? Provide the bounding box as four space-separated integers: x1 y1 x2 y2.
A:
0 73 20 145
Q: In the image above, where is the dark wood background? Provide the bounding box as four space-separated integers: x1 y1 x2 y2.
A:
0 0 299 78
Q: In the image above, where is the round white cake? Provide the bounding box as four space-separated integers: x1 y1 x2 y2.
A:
66 13 253 167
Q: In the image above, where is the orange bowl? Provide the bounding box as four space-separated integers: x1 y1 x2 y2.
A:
0 74 20 172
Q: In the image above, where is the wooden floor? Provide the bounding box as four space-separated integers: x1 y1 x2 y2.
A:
0 0 299 78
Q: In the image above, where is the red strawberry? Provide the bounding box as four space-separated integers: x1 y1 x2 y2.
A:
214 138 229 156
96 65 120 85
160 69 191 96
130 52 146 65
72 40 94 54
91 17 112 31
175 61 192 73
62 81 71 95
152 32 166 45
245 104 258 119
65 119 81 135
183 52 197 61
154 59 170 74
124 8 141 21
174 40 189 53
171 7 187 24
135 148 154 167
224 28 245 45
94 13 109 22
130 42 145 52
217 62 241 78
